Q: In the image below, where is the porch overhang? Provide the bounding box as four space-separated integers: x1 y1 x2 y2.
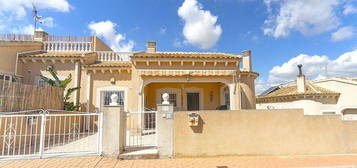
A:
138 69 237 76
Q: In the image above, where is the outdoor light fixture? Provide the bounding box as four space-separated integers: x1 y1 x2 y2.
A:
186 74 190 81
110 77 115 84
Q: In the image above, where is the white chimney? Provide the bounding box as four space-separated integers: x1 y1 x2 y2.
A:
296 64 306 93
242 50 252 71
147 41 156 53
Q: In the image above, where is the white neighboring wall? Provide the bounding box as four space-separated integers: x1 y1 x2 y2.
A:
313 79 357 108
257 78 357 115
256 100 337 115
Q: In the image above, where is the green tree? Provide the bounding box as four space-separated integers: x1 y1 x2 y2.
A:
40 66 80 111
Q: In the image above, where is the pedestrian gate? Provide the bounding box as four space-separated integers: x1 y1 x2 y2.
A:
0 110 103 159
125 111 157 149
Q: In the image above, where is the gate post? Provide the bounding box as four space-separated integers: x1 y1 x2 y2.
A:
101 105 125 157
157 100 174 158
39 112 46 158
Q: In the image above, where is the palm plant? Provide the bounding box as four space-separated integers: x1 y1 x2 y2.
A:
40 66 80 111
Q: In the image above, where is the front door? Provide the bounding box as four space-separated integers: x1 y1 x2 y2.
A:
187 93 200 111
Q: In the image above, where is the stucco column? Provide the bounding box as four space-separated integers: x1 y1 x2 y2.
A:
240 77 256 109
86 71 92 112
73 61 81 106
229 83 240 110
157 104 174 158
101 105 125 157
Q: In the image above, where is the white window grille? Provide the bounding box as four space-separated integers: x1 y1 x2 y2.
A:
38 78 50 86
103 91 124 106
35 75 66 86
322 111 336 115
161 93 177 107
0 73 17 83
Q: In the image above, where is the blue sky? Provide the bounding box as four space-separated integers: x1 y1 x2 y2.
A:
1 0 356 92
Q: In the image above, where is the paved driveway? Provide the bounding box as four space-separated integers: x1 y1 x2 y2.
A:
1 155 357 168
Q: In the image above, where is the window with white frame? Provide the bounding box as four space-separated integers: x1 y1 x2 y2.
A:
161 93 177 107
38 78 50 86
0 73 18 83
103 91 125 106
35 75 66 86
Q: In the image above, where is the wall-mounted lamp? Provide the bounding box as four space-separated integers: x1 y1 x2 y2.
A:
186 74 190 81
110 77 116 84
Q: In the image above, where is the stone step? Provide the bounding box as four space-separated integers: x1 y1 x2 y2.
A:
118 148 159 160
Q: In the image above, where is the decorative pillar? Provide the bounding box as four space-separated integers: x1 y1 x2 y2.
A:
138 79 145 111
86 71 92 112
73 61 81 106
101 94 125 157
229 83 240 110
156 93 174 158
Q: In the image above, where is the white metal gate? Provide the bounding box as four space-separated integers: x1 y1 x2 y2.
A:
125 111 157 149
0 109 103 159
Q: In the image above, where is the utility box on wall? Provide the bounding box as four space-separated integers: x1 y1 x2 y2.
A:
188 112 199 126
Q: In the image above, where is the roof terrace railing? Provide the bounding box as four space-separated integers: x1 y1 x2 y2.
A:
43 41 92 52
47 35 92 42
97 51 133 61
44 36 93 52
0 34 34 41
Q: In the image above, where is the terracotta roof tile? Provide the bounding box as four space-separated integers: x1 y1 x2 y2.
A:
19 51 95 58
257 82 339 99
84 61 132 68
132 51 241 59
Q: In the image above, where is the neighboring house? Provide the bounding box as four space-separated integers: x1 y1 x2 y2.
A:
257 65 357 117
0 30 259 112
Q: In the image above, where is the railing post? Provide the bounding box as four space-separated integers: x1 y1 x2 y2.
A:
98 112 104 155
39 112 46 158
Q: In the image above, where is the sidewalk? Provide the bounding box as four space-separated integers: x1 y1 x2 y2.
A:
1 155 357 168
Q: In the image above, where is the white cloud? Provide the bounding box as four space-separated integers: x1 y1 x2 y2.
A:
0 0 70 33
267 50 357 85
88 20 135 52
0 0 70 18
22 25 35 34
10 24 35 34
173 38 183 47
343 4 357 15
331 26 355 42
159 28 167 35
41 17 55 28
263 0 340 38
178 0 222 49
255 77 271 94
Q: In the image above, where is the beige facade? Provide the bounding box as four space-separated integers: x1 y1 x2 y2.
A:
174 110 357 157
0 30 259 113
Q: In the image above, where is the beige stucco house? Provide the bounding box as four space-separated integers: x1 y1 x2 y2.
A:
0 30 259 113
257 65 357 117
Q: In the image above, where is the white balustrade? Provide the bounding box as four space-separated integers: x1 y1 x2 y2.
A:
97 51 133 61
43 41 93 52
